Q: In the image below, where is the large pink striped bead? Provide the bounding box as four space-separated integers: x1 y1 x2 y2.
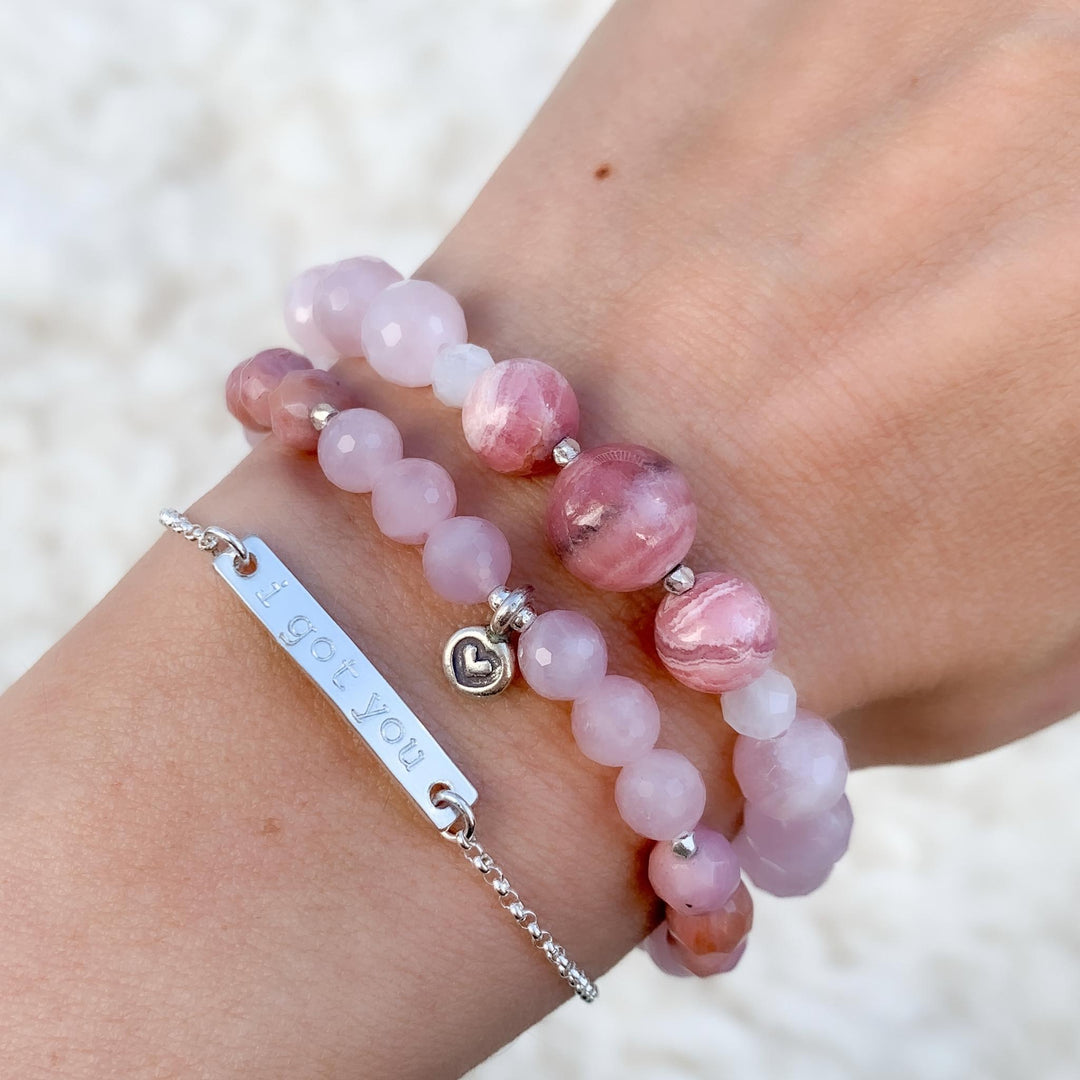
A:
547 444 697 592
654 571 776 693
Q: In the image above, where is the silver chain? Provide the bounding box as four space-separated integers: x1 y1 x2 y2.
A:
434 791 598 1003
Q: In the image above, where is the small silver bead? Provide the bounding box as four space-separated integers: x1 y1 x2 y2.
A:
552 437 581 467
487 586 511 612
671 832 698 859
309 402 339 431
512 606 537 633
663 564 696 595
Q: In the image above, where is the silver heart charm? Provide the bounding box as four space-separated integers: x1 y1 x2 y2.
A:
443 626 514 696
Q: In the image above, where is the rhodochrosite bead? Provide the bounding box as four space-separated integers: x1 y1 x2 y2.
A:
672 938 747 978
360 279 467 387
517 610 607 701
371 458 457 544
268 369 354 452
733 795 853 897
614 749 706 841
422 516 512 604
721 668 797 739
733 710 848 821
226 348 312 430
317 408 403 493
647 828 741 914
311 256 403 359
284 266 335 361
654 571 776 693
570 674 660 766
665 880 754 957
547 444 697 592
461 358 580 474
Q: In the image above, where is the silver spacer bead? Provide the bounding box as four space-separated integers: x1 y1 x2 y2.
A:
309 402 339 431
671 832 698 859
663 563 696 595
487 585 537 638
552 437 581 467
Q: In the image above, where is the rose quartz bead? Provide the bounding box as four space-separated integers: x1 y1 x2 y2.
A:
461 358 580 474
615 749 706 841
422 516 512 604
360 279 467 388
547 444 697 592
673 938 748 978
268 368 355 452
733 709 849 821
666 880 754 957
517 610 607 701
733 795 853 897
640 925 691 978
370 458 457 545
570 675 660 766
647 828 741 915
655 571 777 693
226 348 312 430
311 256 403 359
721 668 797 740
317 408 403 493
284 265 335 362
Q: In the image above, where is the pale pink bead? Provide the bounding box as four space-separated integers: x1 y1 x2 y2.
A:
226 348 312 430
422 516 512 604
655 571 776 693
461 358 580 475
547 444 697 592
317 408 403 493
640 924 691 978
673 938 748 978
311 256 403 359
360 279 467 387
666 881 754 957
570 675 660 766
647 828 741 915
284 265 335 362
371 458 457 545
268 368 355 452
517 610 607 701
721 668 797 739
615 749 706 841
733 710 849 821
733 795 853 897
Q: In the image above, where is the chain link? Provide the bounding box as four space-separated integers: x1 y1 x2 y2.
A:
159 509 254 571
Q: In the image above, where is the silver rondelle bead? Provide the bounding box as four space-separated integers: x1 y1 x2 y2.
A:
552 436 581 467
309 402 339 431
487 585 536 639
671 832 698 859
663 564 696 595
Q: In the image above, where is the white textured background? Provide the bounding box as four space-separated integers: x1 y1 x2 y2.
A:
3 2 1079 1077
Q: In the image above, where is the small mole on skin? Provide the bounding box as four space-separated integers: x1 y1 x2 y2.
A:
594 163 612 180
262 817 282 835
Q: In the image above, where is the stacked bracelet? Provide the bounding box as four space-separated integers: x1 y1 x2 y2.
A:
221 252 854 981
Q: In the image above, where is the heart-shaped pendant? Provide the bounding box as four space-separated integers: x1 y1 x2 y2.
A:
443 626 514 696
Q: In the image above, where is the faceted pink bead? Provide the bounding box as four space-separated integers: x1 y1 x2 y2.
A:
721 668 797 740
226 348 312 430
614 749 706 841
311 256 403 359
733 795 853 897
317 408 403 493
461 358 580 475
654 571 777 693
268 368 355 452
640 924 691 977
570 675 660 767
733 709 849 821
517 610 607 701
647 828 741 915
360 279 467 387
666 880 754 958
284 265 335 362
370 458 457 545
673 937 748 978
547 444 697 592
422 516 512 604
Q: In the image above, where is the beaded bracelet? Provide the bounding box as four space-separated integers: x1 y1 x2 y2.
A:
222 253 854 979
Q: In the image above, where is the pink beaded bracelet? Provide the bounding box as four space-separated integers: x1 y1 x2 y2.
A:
223 253 854 979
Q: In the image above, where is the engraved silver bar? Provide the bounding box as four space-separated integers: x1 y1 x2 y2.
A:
213 536 477 831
